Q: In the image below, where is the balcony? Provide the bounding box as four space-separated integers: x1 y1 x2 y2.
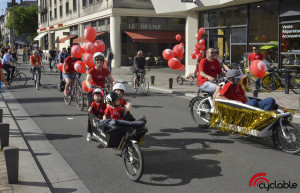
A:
38 6 47 13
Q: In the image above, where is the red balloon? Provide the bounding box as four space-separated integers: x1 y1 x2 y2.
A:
199 39 206 45
57 63 63 71
85 42 95 54
177 55 183 60
250 60 267 78
196 53 203 60
194 48 200 54
82 42 87 53
93 40 105 53
168 58 182 70
82 80 89 93
84 27 96 42
199 50 205 55
191 53 196 59
199 27 205 35
83 53 95 68
195 33 201 40
74 61 86 73
173 44 184 58
71 45 83 58
162 49 175 61
199 45 206 51
175 34 181 41
180 43 184 47
195 43 201 49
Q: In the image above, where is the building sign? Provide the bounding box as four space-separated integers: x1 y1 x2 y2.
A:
282 24 300 39
128 24 162 30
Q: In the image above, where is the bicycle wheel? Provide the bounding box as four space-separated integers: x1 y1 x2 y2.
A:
290 74 300 94
122 143 144 182
190 96 211 128
15 72 27 86
75 84 84 111
140 77 149 95
275 122 300 154
262 74 279 91
241 76 256 91
176 76 184 85
64 88 72 105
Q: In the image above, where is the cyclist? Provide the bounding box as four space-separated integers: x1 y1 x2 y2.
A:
197 48 225 102
2 49 16 83
22 47 27 62
86 88 107 142
30 50 42 84
216 69 276 111
85 52 115 107
0 59 9 90
62 53 79 96
49 47 57 71
132 50 147 91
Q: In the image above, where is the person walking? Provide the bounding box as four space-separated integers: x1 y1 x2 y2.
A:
247 46 263 90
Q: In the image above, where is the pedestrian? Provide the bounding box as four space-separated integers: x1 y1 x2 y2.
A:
106 48 113 73
247 46 263 90
49 47 57 71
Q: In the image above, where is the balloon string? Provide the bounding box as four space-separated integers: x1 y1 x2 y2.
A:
265 87 289 112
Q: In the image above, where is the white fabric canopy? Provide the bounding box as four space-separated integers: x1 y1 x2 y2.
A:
34 32 48 41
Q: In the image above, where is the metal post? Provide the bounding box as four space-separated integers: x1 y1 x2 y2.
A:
12 0 15 46
169 78 173 89
0 123 9 148
0 109 3 123
151 76 155 85
285 69 289 94
4 146 19 184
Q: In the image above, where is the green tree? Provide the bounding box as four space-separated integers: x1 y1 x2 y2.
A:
5 5 38 42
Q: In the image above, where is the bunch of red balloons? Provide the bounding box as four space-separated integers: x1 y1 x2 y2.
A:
61 27 107 74
162 34 185 71
191 27 206 61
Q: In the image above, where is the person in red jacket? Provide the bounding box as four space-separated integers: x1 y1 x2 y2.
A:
247 46 263 89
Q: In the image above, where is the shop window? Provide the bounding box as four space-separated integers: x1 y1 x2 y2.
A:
91 21 97 27
281 23 300 65
136 17 151 23
121 17 128 23
209 10 225 27
249 0 279 43
199 12 209 28
99 19 105 26
231 28 247 43
224 6 247 26
151 17 166 25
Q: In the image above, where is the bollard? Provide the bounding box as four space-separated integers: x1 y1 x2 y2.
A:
169 78 173 89
253 89 259 97
285 69 289 94
4 146 19 184
0 108 3 123
0 123 9 148
151 76 155 85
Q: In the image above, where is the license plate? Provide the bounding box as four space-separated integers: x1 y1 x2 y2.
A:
138 135 145 146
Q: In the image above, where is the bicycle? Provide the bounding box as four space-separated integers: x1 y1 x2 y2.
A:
32 67 41 90
131 69 149 95
3 67 27 86
261 66 300 94
231 63 256 91
64 77 84 111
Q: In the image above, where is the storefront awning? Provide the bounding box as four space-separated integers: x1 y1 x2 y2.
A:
59 35 78 43
73 32 106 43
34 32 48 41
124 31 185 43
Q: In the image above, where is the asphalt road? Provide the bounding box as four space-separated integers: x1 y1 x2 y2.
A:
4 63 300 193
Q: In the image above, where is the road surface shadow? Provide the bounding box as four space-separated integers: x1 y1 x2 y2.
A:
5 97 63 103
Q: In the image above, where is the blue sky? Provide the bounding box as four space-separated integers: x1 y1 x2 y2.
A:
0 0 22 16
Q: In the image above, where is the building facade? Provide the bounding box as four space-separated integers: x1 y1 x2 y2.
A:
36 0 186 68
151 0 300 75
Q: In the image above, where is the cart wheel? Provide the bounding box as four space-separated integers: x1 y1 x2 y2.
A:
176 76 184 85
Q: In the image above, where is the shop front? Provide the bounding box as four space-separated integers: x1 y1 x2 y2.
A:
120 16 185 66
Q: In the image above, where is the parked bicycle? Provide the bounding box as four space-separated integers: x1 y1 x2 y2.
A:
64 77 84 111
131 69 149 95
3 67 27 86
261 66 300 94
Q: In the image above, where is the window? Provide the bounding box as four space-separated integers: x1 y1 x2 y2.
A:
82 0 87 7
89 0 94 5
91 21 97 27
54 0 57 5
54 8 57 19
50 11 52 20
73 0 77 11
66 2 69 15
281 23 300 64
50 0 52 7
60 5 62 17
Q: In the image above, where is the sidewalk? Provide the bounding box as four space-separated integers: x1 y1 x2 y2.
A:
1 65 300 193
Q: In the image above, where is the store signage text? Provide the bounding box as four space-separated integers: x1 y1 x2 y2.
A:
282 25 300 38
128 24 161 30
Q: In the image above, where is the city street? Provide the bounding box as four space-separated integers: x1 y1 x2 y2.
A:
1 63 300 193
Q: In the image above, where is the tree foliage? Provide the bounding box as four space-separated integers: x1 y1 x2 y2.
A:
5 5 38 38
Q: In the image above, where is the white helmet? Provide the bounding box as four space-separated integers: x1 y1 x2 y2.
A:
93 52 105 63
113 83 125 92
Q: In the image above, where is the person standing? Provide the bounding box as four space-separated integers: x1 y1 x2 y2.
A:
48 47 57 71
247 46 263 89
106 48 113 73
